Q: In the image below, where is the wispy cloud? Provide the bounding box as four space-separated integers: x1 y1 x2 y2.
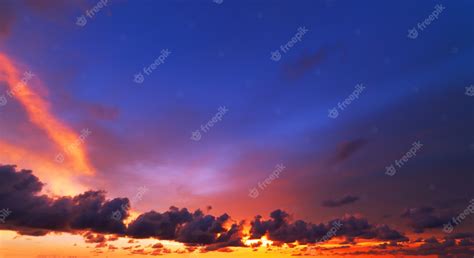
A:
0 53 95 175
322 195 360 207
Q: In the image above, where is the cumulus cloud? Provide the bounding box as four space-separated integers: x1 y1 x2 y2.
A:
0 165 243 248
0 165 128 235
249 209 407 244
5 164 471 256
401 206 451 233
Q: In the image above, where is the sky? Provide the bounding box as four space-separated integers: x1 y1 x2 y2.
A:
0 0 473 257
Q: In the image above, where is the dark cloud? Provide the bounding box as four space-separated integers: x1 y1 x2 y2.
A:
0 165 128 235
5 165 470 256
401 206 451 233
397 236 474 257
126 208 245 249
126 208 193 239
333 234 474 257
0 165 243 248
249 210 407 244
332 138 368 163
0 165 399 248
322 195 360 208
175 212 230 244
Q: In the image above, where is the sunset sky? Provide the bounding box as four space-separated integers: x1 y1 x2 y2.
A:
0 0 473 257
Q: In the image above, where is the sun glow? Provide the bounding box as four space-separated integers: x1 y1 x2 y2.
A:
243 235 274 247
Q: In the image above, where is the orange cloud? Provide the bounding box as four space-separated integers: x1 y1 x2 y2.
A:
0 52 94 175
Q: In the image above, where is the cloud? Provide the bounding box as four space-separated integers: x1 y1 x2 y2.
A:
0 165 128 235
0 53 95 175
322 233 474 257
0 165 243 248
332 138 368 163
0 165 408 250
392 236 473 257
83 232 106 243
249 210 408 244
401 206 451 233
5 164 472 257
322 195 360 208
126 208 193 239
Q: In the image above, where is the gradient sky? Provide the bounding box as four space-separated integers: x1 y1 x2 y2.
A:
0 0 473 257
